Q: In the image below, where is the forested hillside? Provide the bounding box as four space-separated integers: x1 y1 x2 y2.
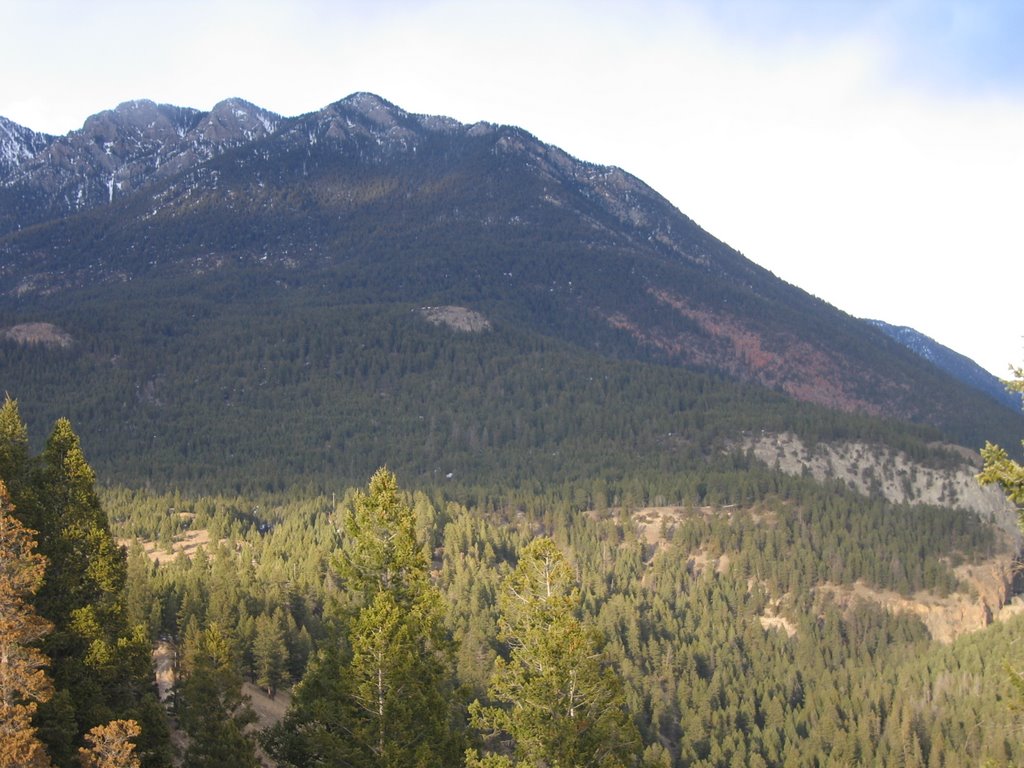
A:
4 399 1023 767
0 288 981 496
2 93 1023 492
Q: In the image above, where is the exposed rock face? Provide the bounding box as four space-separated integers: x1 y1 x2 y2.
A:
196 98 279 144
743 431 1023 641
745 432 1021 537
418 306 491 333
0 116 53 178
2 321 73 348
0 98 280 226
819 555 1016 644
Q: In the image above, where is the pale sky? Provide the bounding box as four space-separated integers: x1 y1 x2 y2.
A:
2 0 1022 377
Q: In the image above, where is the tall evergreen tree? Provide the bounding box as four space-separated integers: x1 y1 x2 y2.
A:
37 418 125 627
266 468 461 768
252 612 287 697
0 396 32 505
468 537 641 768
177 623 260 768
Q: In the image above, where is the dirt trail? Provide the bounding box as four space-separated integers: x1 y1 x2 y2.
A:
154 640 175 703
244 683 291 729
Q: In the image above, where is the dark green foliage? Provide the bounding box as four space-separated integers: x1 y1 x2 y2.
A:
0 400 171 767
468 537 641 768
252 612 287 697
176 623 260 768
1 285 987 499
266 469 462 768
37 417 125 629
107 467 1023 767
7 396 1019 767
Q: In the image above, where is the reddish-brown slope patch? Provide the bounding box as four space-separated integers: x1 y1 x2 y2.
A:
605 288 882 415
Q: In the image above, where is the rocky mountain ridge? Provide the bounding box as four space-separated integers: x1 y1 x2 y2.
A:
0 93 724 273
0 115 53 177
2 92 1022 465
0 97 282 228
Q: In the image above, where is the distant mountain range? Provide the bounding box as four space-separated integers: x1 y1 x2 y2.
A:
866 320 1020 412
1 93 1021 488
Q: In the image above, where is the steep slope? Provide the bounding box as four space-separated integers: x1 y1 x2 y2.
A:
1 93 1021 490
866 319 1020 411
0 115 54 178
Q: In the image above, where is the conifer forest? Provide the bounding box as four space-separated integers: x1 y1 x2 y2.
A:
3 389 1024 767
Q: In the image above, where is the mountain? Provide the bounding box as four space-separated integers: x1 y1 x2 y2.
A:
1 93 1021 491
866 319 1020 411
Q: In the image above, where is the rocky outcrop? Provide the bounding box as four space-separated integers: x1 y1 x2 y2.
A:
745 432 1021 537
2 322 73 348
818 555 1017 643
418 306 491 333
0 116 53 179
0 98 279 229
742 432 1023 641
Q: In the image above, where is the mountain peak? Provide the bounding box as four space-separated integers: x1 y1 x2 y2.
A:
292 92 433 154
81 100 202 143
112 98 160 114
343 91 402 112
335 91 412 130
200 98 280 141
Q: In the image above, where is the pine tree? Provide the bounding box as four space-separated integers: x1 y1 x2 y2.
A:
0 480 54 768
0 396 32 507
77 720 141 768
337 467 430 602
252 612 287 697
177 624 260 768
468 536 641 768
37 418 126 627
267 468 461 768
